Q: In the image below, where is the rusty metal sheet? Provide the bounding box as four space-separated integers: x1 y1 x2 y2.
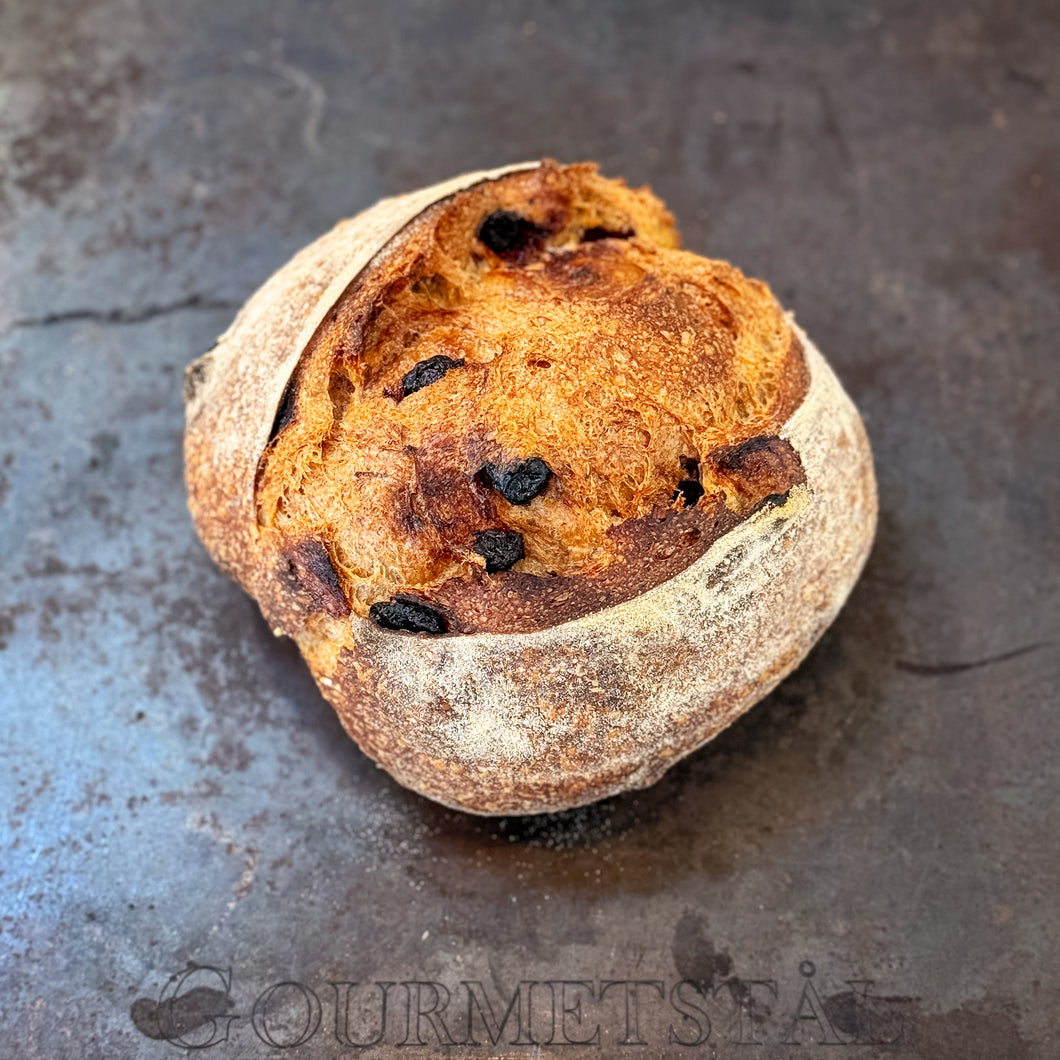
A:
1 2 1057 1057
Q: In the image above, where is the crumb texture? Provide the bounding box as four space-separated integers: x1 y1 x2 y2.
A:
256 161 808 633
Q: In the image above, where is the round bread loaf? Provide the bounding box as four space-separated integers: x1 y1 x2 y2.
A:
184 159 877 815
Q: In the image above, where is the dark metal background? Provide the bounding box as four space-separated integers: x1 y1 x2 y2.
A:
1 2 1057 1057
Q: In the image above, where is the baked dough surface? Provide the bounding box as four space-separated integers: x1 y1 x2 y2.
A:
256 162 809 634
184 160 877 814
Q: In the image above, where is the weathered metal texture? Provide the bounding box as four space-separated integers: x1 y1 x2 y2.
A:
1 2 1057 1057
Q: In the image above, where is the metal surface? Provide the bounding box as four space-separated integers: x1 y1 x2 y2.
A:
1 2 1057 1056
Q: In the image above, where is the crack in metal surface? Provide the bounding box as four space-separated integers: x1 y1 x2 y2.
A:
895 642 1046 676
243 49 328 156
10 294 240 329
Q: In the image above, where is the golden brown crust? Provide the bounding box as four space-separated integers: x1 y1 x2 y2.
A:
183 160 877 815
254 161 810 633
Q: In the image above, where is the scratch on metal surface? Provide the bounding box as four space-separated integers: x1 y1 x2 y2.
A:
243 49 328 156
184 812 258 914
895 642 1046 676
11 295 240 329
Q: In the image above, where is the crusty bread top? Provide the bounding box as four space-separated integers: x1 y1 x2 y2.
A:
249 161 809 635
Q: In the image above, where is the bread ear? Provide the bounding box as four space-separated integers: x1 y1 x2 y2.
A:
184 162 539 592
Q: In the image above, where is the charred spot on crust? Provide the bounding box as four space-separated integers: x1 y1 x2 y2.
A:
714 434 786 469
408 446 498 542
401 354 465 399
673 480 705 507
479 457 553 505
581 226 635 241
708 435 806 508
673 455 704 507
757 491 791 510
711 434 803 479
369 597 448 634
477 210 546 258
281 540 349 618
565 263 599 286
268 378 299 444
473 529 526 573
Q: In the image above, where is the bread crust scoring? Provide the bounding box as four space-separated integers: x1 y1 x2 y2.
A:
184 161 877 815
